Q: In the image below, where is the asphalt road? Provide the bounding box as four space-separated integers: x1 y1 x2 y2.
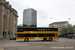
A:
0 38 75 50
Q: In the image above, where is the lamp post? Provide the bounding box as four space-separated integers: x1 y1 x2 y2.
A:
68 18 70 24
14 22 16 37
68 18 71 33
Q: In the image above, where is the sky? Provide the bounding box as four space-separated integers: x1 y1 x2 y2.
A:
6 0 75 27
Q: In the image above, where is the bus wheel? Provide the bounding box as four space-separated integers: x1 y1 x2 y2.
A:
43 38 47 41
49 38 53 41
24 38 29 42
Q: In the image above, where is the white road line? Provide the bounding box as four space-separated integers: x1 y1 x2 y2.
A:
0 48 4 50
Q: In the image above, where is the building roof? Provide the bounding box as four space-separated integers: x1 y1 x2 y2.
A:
50 21 68 25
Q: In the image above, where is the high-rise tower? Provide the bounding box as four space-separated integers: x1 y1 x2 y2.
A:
23 8 37 27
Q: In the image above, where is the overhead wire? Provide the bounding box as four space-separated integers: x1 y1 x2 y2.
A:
49 0 73 10
62 0 70 12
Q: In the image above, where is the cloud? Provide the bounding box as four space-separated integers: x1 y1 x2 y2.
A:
6 0 75 27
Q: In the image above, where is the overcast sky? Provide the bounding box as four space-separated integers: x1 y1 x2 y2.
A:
6 0 75 27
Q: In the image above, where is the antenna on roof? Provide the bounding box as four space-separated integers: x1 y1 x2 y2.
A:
27 5 29 9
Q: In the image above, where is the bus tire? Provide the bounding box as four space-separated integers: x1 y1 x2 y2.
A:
24 38 29 42
43 38 47 41
49 38 53 41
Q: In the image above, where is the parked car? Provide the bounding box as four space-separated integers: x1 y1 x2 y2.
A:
10 37 16 40
59 34 63 37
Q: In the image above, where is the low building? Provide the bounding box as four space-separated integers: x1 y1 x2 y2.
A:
49 21 69 35
0 0 18 38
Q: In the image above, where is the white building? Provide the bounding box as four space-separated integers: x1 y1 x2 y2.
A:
49 21 69 35
23 8 37 27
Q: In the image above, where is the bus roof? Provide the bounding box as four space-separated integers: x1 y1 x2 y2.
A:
17 26 58 29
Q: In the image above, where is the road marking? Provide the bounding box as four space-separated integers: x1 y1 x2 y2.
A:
0 49 4 50
14 45 46 48
2 43 29 47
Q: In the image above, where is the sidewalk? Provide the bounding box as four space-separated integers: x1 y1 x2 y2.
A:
0 38 4 50
0 38 10 45
0 38 9 40
0 38 13 50
0 48 4 50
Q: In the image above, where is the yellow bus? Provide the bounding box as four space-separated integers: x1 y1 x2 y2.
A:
16 27 59 42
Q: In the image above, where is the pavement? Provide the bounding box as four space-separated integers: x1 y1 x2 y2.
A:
0 38 75 50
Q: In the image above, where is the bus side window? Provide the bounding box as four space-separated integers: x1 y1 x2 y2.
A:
41 29 42 31
46 29 47 31
37 29 40 31
37 34 39 37
43 29 45 31
48 29 49 31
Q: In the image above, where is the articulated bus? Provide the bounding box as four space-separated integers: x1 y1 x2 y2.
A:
16 27 59 42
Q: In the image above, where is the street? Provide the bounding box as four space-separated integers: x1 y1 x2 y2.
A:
0 38 75 50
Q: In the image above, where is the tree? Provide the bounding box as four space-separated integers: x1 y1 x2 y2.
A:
67 25 73 33
60 25 74 34
73 25 75 33
60 26 68 34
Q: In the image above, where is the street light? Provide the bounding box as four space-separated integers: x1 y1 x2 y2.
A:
68 18 70 24
14 22 16 37
68 18 71 33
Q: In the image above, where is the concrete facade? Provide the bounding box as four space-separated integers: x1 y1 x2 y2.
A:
23 8 37 27
0 0 18 38
49 21 69 35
